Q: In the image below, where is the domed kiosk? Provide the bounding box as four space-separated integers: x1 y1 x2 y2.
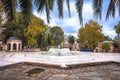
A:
7 36 22 51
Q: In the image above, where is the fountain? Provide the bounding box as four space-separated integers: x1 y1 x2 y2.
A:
47 48 72 56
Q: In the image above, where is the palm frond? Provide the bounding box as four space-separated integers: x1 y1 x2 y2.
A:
106 0 116 20
75 0 83 24
92 0 103 19
57 0 64 18
45 0 50 23
34 0 45 13
19 0 32 26
34 0 52 23
116 0 120 16
1 0 16 22
48 0 54 10
66 0 71 17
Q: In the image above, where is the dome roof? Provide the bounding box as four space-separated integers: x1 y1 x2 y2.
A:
7 36 21 42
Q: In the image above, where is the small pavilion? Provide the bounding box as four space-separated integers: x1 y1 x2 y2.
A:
7 36 22 51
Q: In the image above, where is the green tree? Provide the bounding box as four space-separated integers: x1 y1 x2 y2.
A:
3 13 26 44
68 35 75 44
50 26 64 46
1 0 120 25
102 43 110 52
114 22 120 52
3 13 45 47
37 26 51 48
24 16 45 47
3 22 25 41
78 20 104 49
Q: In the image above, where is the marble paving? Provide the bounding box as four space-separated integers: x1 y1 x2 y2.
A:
0 51 120 67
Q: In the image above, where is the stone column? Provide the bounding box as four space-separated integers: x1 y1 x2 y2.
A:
20 42 22 51
11 42 13 51
16 42 19 51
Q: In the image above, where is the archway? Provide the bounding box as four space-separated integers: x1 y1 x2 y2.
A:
13 43 17 51
18 43 21 50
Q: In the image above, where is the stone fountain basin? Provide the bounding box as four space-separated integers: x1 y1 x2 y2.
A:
0 52 120 68
47 48 72 56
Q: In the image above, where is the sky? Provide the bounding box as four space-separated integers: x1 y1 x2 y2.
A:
33 0 120 39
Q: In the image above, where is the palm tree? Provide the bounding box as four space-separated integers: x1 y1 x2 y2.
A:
1 0 120 25
114 22 120 52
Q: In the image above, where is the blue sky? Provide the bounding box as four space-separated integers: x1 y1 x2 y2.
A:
33 0 120 39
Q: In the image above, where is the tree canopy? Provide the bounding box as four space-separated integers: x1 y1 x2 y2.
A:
3 13 26 43
50 26 64 46
3 13 46 46
68 35 75 44
24 16 45 46
3 12 65 49
78 20 104 49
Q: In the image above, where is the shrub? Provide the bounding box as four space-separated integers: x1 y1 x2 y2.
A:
102 43 110 52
